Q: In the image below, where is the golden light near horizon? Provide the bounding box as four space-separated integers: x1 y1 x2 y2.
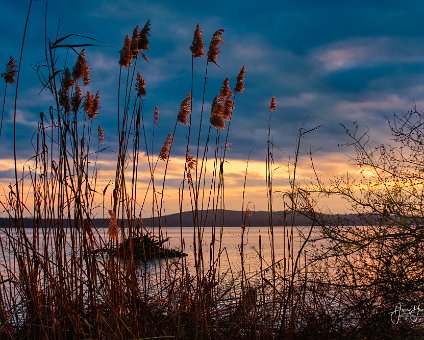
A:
0 150 373 218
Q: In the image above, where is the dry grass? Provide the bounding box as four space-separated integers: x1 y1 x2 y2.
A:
0 7 422 340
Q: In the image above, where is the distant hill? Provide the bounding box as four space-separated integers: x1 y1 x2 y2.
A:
0 210 372 228
141 210 368 227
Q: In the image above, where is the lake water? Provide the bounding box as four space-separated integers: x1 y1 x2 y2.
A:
0 227 315 300
0 225 321 326
0 225 318 280
162 225 316 275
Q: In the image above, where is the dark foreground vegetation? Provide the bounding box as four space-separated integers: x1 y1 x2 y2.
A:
0 2 423 339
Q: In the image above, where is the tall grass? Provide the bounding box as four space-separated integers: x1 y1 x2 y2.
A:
1 6 420 340
0 15 306 338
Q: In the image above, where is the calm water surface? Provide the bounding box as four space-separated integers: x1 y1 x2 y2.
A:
0 226 320 281
161 225 319 276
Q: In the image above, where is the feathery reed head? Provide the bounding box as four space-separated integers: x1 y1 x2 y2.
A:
186 153 196 171
92 92 100 118
84 91 93 116
223 98 234 121
131 25 140 59
136 71 146 97
234 66 246 93
73 50 90 85
71 83 82 114
211 96 224 116
119 35 132 68
190 24 205 58
138 20 151 50
59 87 70 114
270 96 277 112
62 68 74 91
210 113 225 130
177 92 192 126
207 29 224 65
219 77 232 100
108 210 118 241
186 153 196 183
2 56 16 84
98 125 104 143
154 105 159 127
159 133 174 161
84 91 100 119
210 96 225 130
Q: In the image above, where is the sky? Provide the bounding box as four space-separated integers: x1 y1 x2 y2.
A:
1 0 424 215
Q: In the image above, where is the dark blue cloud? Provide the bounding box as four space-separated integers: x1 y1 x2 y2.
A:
0 169 15 180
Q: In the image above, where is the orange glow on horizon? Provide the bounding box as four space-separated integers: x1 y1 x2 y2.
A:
0 152 393 218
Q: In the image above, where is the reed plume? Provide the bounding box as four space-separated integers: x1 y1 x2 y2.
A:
210 96 225 130
59 87 70 114
119 35 132 68
108 209 118 241
270 96 277 112
92 92 100 118
210 80 233 127
211 96 224 116
84 91 93 116
177 92 192 125
219 77 232 100
131 25 140 59
186 153 196 171
84 91 100 119
71 83 82 114
234 66 246 93
136 71 146 97
98 125 104 143
208 29 224 65
138 20 151 50
186 153 196 182
154 105 159 127
223 98 234 120
2 56 16 84
159 133 174 160
62 67 74 91
73 50 90 85
190 24 205 58
210 114 225 130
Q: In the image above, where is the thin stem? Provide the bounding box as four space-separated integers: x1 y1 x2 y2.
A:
13 0 33 225
0 83 8 140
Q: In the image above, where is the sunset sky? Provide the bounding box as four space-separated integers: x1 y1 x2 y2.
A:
2 1 424 215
